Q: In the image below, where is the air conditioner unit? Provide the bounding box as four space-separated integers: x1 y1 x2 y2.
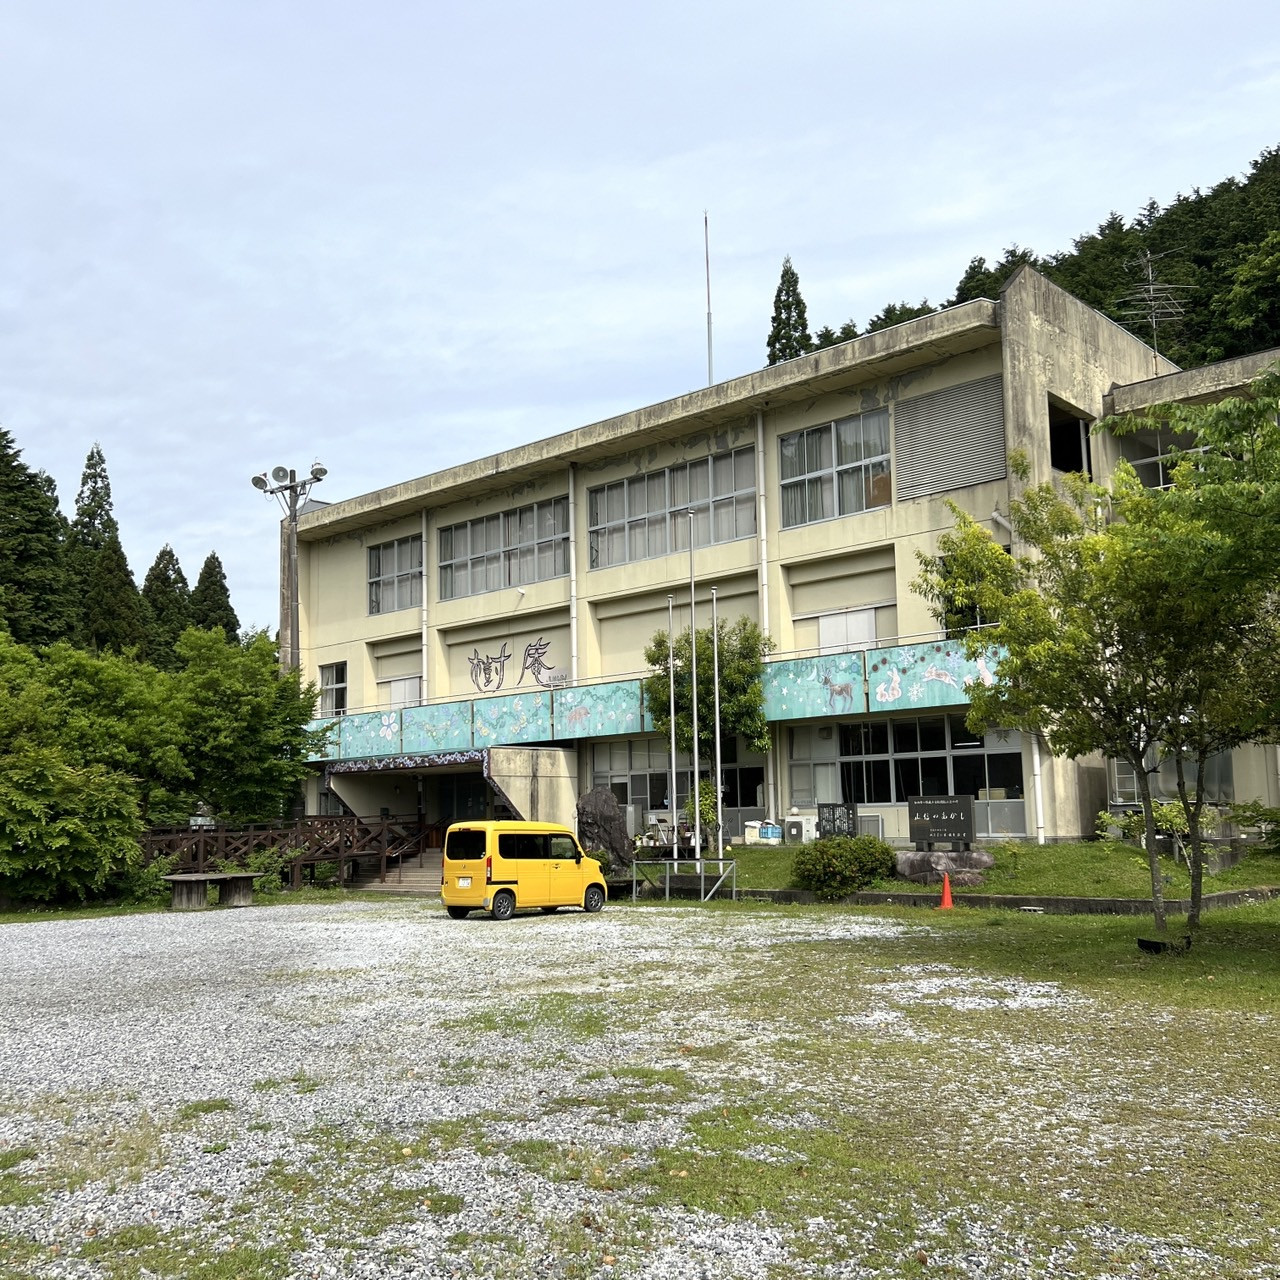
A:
784 815 818 843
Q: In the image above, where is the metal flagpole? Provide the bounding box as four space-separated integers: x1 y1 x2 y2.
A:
704 211 713 387
688 510 700 864
667 594 678 861
711 586 723 866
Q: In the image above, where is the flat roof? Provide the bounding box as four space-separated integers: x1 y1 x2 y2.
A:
298 299 1001 539
1105 348 1280 416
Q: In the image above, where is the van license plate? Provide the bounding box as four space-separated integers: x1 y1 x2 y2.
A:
457 877 472 888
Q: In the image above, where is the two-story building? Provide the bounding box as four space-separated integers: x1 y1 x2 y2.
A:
294 267 1280 842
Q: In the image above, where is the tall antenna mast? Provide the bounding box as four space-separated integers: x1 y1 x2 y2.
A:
1116 248 1193 374
704 211 713 386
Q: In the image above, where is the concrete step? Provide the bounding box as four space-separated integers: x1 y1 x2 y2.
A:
351 855 443 895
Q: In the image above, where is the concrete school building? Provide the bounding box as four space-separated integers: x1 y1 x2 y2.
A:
295 266 1280 844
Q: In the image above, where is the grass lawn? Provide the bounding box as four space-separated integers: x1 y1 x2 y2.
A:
723 837 1280 902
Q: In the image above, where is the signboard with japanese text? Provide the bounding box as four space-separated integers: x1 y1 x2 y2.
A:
908 796 975 846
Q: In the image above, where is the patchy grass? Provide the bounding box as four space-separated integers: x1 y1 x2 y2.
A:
176 1099 233 1121
943 838 1280 899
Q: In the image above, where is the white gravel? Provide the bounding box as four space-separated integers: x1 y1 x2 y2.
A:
1 900 1275 1279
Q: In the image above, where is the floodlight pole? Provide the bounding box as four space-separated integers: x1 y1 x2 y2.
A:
711 586 723 863
688 510 700 862
667 593 678 859
251 463 327 670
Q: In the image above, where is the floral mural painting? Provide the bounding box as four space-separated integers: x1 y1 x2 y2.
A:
553 681 643 740
473 691 552 744
402 701 474 754
762 653 866 721
866 643 999 709
340 709 401 758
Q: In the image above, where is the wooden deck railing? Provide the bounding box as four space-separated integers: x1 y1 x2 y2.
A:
140 816 447 888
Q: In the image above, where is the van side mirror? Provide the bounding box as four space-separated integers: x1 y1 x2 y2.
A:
574 851 582 863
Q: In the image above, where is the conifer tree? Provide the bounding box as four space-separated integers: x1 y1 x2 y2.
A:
68 443 123 647
766 256 813 365
189 552 240 637
141 545 192 670
0 426 76 647
82 531 150 654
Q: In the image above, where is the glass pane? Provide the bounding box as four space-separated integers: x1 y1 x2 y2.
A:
713 453 733 496
588 530 603 569
893 720 918 753
839 724 860 756
609 742 628 771
648 514 667 558
439 565 454 600
866 722 889 754
409 537 423 569
589 489 603 527
987 752 1024 798
806 426 832 473
779 433 804 482
735 493 756 537
838 466 865 515
369 582 382 614
536 541 552 579
919 716 946 752
452 563 468 597
920 755 949 795
606 482 625 524
835 417 863 465
867 759 892 802
864 408 889 456
688 459 710 503
790 764 813 807
952 754 986 797
606 526 624 566
554 497 569 534
734 447 755 491
781 482 807 528
713 498 734 542
867 459 891 508
893 757 921 801
438 529 453 562
368 546 382 578
809 476 833 522
628 475 647 515
670 464 688 508
406 575 422 608
692 505 711 547
554 540 569 575
950 714 984 748
815 762 840 803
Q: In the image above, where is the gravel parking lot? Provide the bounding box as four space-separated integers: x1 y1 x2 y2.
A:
1 899 1276 1279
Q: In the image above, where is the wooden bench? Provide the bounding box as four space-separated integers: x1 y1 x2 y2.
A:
162 872 261 911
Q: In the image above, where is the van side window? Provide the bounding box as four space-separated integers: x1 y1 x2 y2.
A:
502 833 549 859
549 836 579 860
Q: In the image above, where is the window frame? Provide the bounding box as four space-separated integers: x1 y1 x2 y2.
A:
319 662 347 717
438 497 569 601
779 409 890 529
368 536 423 616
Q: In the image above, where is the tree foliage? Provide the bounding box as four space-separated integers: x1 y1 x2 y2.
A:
642 617 775 760
82 530 150 655
141 544 192 669
766 256 813 365
0 427 76 647
190 552 241 636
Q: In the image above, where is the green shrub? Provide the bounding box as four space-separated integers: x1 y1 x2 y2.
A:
791 835 896 898
110 853 178 905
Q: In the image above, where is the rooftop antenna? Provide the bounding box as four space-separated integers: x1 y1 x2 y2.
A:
704 210 714 386
1116 248 1193 375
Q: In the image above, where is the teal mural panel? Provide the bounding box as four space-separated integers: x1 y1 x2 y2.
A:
866 642 998 710
305 718 341 762
473 690 553 745
339 709 402 758
554 680 645 740
402 700 474 753
763 652 866 721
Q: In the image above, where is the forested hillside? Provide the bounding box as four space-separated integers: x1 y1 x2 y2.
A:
772 145 1280 368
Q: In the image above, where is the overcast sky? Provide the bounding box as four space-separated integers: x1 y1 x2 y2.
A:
4 1 1279 632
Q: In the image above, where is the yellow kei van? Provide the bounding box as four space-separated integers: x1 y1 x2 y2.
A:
440 821 608 921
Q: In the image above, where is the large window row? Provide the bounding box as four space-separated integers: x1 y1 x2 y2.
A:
369 536 423 615
592 737 765 813
789 714 1023 806
439 498 569 600
780 408 890 528
588 447 756 570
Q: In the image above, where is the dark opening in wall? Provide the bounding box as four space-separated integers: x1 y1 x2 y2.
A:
1048 398 1092 476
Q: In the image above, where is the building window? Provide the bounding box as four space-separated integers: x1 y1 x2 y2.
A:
788 714 1023 806
378 675 421 710
319 662 347 717
369 536 423 615
590 737 764 814
587 446 756 570
780 409 890 528
439 497 569 600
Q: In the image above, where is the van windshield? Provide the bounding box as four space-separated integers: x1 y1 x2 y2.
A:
445 829 487 860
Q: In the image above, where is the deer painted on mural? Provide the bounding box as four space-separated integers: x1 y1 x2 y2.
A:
819 669 857 712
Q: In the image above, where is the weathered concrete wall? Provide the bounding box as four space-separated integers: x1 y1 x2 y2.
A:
488 746 579 826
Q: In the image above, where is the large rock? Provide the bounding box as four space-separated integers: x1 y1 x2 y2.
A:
895 847 994 885
576 786 633 871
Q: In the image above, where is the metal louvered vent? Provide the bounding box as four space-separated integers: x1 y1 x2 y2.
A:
894 375 1006 500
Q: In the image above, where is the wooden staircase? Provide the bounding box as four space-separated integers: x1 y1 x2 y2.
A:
350 850 444 897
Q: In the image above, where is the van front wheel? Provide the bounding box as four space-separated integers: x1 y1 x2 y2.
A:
583 885 605 914
491 891 516 922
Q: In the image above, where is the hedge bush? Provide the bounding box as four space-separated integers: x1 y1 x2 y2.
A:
791 834 896 898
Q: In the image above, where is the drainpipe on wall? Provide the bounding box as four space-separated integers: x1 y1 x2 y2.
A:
420 508 429 701
568 463 579 683
1031 731 1046 845
755 410 769 636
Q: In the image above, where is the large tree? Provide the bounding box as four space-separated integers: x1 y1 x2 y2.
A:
189 551 240 636
0 428 76 647
82 531 150 655
141 544 192 669
766 256 813 365
68 443 123 645
643 617 774 762
174 628 321 822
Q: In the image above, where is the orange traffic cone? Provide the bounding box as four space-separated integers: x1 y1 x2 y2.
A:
937 872 954 910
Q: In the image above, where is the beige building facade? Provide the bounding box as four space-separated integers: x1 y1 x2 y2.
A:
296 268 1280 842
